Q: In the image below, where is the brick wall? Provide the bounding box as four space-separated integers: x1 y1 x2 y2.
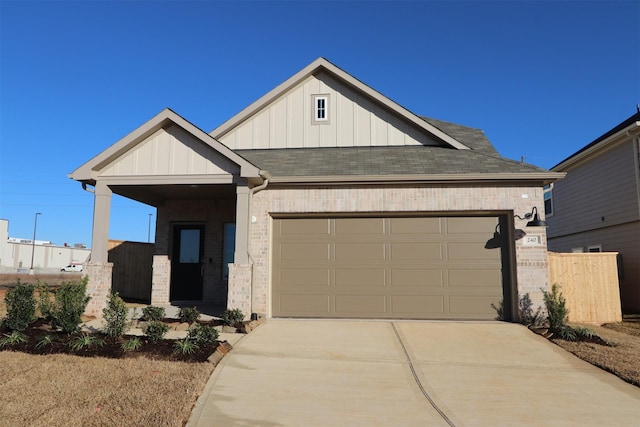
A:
84 262 114 317
243 184 548 318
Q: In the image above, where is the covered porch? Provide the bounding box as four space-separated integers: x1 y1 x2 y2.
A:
70 109 262 317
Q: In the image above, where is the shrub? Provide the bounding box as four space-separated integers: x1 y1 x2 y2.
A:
68 334 104 351
178 306 200 324
102 292 128 338
143 320 169 343
142 305 165 321
121 337 142 351
0 331 28 347
3 282 36 331
174 339 199 355
50 277 91 334
36 283 55 320
35 334 55 349
542 283 569 332
518 293 544 326
222 308 245 327
188 323 219 345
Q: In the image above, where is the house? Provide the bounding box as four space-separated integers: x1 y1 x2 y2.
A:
70 58 562 321
547 111 640 313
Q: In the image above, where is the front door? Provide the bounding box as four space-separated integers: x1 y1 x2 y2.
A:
170 225 204 301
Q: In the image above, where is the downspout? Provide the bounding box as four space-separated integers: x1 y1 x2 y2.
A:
247 171 269 319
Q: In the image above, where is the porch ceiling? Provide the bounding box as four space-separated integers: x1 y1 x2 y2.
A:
112 184 237 207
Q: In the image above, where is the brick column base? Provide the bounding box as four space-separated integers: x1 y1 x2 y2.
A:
227 263 252 320
83 262 113 317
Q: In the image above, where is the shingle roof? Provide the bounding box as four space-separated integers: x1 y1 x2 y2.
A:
420 117 498 155
235 145 548 178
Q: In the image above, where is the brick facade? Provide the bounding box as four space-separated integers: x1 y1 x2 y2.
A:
84 262 114 317
241 184 549 319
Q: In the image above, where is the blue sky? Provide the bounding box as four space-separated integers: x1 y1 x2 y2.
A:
1 0 639 248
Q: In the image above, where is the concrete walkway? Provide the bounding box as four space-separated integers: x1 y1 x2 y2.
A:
187 320 640 427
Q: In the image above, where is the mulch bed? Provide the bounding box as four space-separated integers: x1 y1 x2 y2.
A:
0 319 227 363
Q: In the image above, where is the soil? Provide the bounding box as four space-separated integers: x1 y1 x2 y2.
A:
0 318 227 363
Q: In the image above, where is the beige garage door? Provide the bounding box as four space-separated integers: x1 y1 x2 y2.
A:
272 216 507 319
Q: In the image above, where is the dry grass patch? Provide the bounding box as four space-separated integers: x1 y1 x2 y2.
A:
0 351 215 426
551 322 640 387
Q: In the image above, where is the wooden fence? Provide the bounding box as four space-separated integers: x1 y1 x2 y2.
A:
108 240 154 303
548 252 621 324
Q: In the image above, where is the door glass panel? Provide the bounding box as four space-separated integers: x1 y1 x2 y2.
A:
179 229 201 263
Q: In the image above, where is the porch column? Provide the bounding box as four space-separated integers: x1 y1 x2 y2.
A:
91 181 112 263
234 185 250 264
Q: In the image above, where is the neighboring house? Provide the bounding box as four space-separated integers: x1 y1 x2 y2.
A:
70 58 562 320
0 219 91 273
547 111 640 313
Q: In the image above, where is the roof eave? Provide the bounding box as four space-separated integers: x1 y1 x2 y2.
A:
263 172 565 186
552 121 640 171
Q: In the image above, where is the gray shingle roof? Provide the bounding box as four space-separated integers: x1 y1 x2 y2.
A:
235 145 548 177
421 116 499 155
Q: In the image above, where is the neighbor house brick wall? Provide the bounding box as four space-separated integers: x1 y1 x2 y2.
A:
237 184 548 318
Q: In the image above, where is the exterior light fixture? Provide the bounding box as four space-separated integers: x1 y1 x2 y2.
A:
515 206 547 227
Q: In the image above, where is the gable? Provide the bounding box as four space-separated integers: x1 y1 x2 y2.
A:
100 124 239 177
212 58 469 151
218 71 443 150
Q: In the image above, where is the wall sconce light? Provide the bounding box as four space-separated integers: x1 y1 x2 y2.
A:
515 206 547 227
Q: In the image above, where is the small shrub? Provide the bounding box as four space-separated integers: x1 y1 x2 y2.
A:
121 337 142 351
143 320 169 343
36 283 55 320
68 334 105 351
51 277 91 334
222 308 245 327
142 305 165 322
542 283 569 332
0 331 28 347
35 334 55 349
102 292 128 338
518 293 544 326
178 306 200 324
188 324 219 345
173 339 199 355
559 326 577 341
3 282 36 331
490 300 504 321
574 326 594 339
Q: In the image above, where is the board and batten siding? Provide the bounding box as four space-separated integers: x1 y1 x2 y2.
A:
101 124 239 177
547 140 640 238
218 71 441 150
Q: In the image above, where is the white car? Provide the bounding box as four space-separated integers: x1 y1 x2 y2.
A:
61 264 83 272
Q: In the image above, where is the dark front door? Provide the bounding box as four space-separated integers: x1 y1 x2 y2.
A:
170 225 204 301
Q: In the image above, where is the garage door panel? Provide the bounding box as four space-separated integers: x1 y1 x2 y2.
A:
390 217 442 234
391 243 442 260
335 218 385 235
391 269 444 287
391 295 445 314
280 218 329 235
335 295 386 313
450 296 499 316
280 268 329 287
278 294 331 314
447 242 500 261
449 269 502 287
447 217 498 234
335 243 385 260
272 216 507 320
335 269 385 287
280 243 329 261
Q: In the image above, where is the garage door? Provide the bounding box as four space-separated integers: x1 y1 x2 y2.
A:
272 216 508 319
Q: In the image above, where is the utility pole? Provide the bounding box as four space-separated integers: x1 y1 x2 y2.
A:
29 212 42 275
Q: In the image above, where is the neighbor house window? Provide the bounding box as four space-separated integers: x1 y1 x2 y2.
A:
587 245 602 253
312 95 329 123
543 184 553 216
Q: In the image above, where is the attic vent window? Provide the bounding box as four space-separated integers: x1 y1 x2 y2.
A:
312 95 329 124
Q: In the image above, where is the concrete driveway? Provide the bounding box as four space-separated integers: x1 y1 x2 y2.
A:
188 320 640 427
